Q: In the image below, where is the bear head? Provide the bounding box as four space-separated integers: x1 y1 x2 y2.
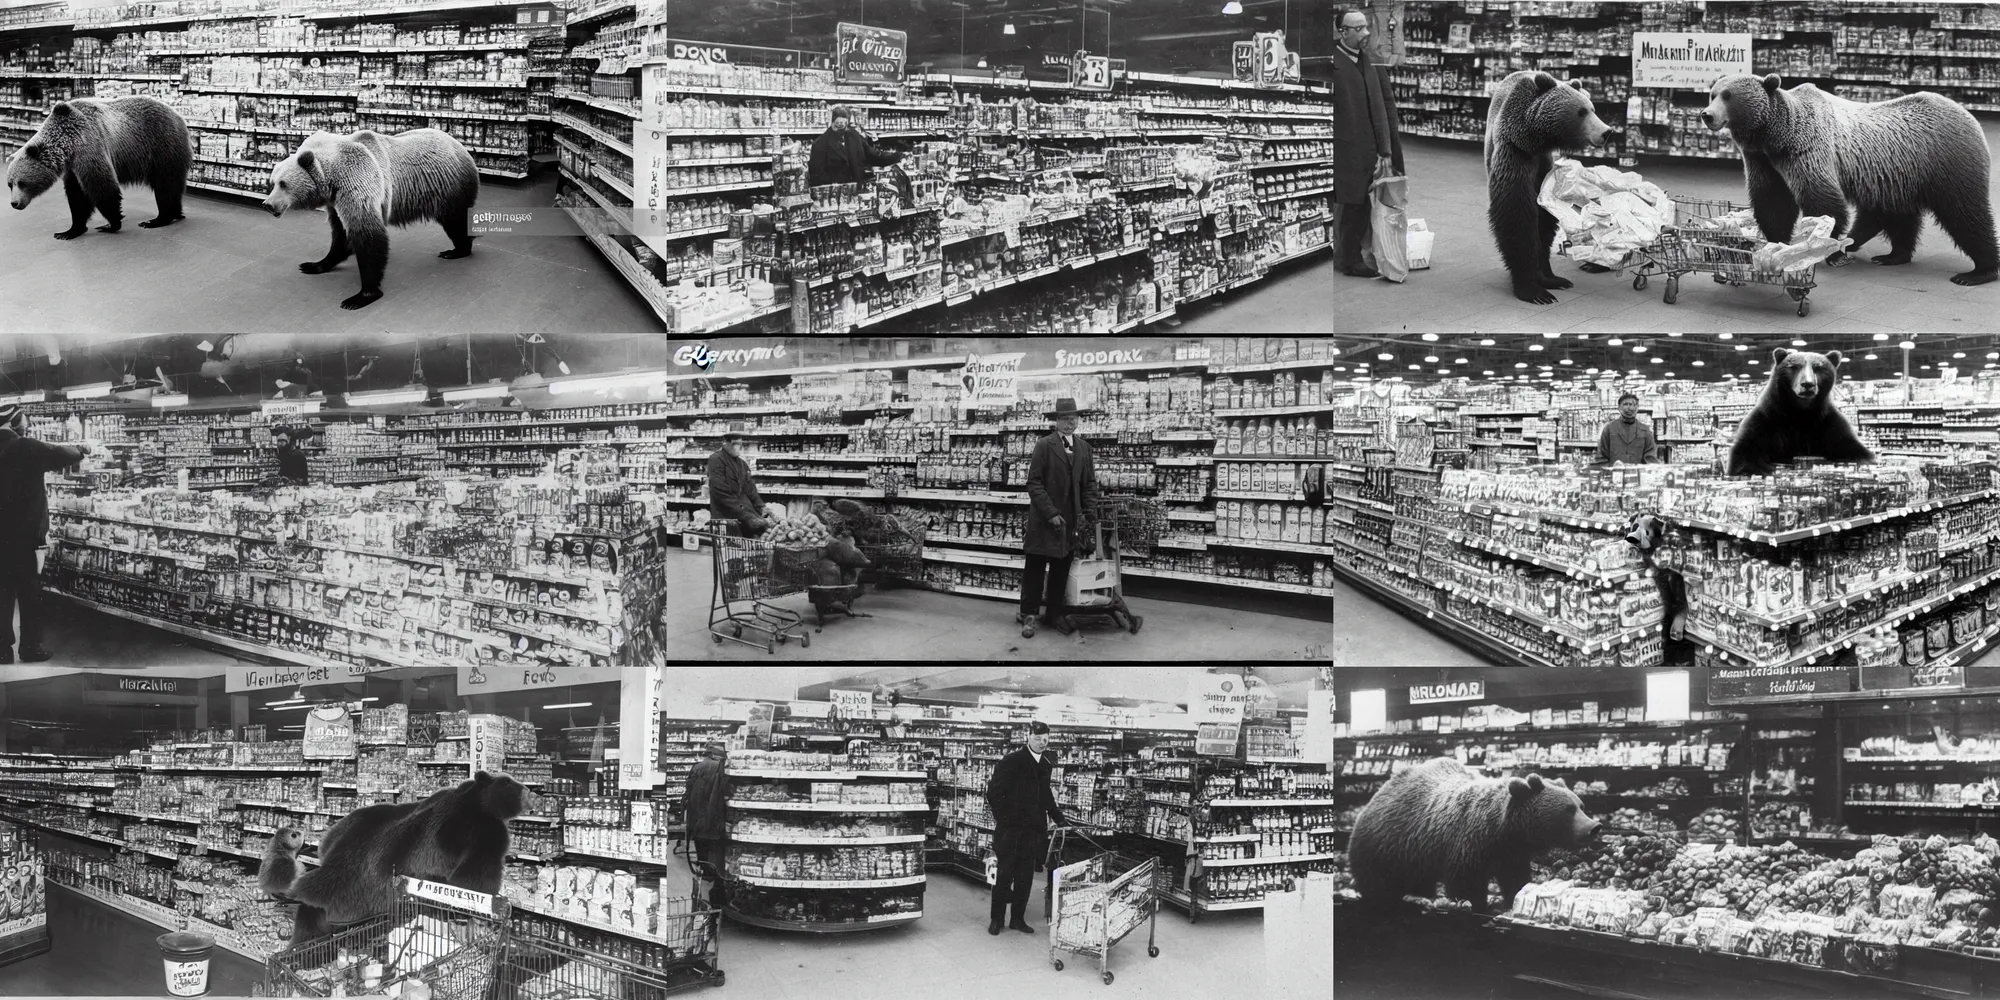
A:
269 826 306 855
471 770 538 820
1765 347 1845 409
1704 73 1792 139
1507 773 1601 847
1516 73 1618 152
263 138 336 218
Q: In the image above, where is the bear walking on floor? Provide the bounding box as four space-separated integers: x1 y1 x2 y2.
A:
1483 70 1620 304
259 771 532 944
1348 758 1601 914
4 97 190 239
1704 73 2000 286
261 127 480 310
1727 348 1875 477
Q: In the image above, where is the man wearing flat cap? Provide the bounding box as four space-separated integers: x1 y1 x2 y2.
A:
0 402 91 663
1020 398 1101 638
706 422 769 538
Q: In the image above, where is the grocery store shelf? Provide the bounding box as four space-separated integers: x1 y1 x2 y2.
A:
1206 798 1336 808
1671 489 1998 546
731 874 926 889
725 800 931 813
726 770 927 780
724 908 922 932
729 833 927 846
1197 851 1339 867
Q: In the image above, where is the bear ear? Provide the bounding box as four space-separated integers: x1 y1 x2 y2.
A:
1531 72 1559 94
1825 351 1845 367
50 102 70 116
1509 777 1534 800
473 770 494 785
1526 773 1546 792
1762 74 1783 92
1772 347 1792 363
296 149 315 171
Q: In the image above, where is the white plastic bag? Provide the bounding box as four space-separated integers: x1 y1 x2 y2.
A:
1369 159 1410 283
1751 214 1846 273
1538 158 1674 268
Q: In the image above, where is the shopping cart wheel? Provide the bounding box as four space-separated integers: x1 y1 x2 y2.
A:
713 633 723 644
1663 277 1678 305
1148 946 1160 958
1797 298 1810 317
1129 614 1143 634
801 632 810 648
1632 274 1647 291
1103 971 1115 985
714 971 725 986
1054 960 1065 972
765 640 775 653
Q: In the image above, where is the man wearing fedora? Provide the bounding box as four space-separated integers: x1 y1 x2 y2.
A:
707 422 770 538
1020 398 1101 638
0 402 92 663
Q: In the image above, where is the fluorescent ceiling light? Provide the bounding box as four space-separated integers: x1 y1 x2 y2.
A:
442 384 512 402
196 340 214 353
1003 22 1016 34
347 387 430 406
549 370 667 396
1222 1 1243 12
542 702 593 710
0 390 46 406
64 382 114 399
151 393 190 408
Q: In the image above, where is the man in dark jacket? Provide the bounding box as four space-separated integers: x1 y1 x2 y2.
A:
683 739 730 908
706 424 768 537
807 105 903 188
0 403 90 664
1333 7 1404 278
985 721 1066 935
273 427 310 485
1020 398 1100 638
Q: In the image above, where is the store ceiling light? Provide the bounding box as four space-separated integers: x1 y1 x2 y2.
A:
63 382 114 399
1482 370 1495 376
1222 1 1243 13
1718 333 1733 339
1377 353 1394 361
1559 358 1572 365
1650 357 1663 364
1454 358 1467 364
1421 333 1438 341
1865 353 1879 360
0 390 46 406
1479 339 1495 346
1606 338 1622 346
441 384 513 402
1874 333 1891 341
1955 352 1967 358
1528 343 1543 351
1407 364 1419 370
1631 345 1647 353
1514 362 1527 369
1692 360 1705 366
1003 22 1016 33
1901 340 1917 350
1424 355 1439 363
1735 344 1748 351
542 702 593 710
347 387 430 406
151 393 190 407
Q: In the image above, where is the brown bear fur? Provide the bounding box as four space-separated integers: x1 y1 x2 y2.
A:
1348 758 1600 913
1726 347 1874 476
260 771 534 943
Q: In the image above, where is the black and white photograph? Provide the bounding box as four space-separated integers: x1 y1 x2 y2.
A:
1336 1 2000 335
659 335 1337 662
0 0 1333 335
0 665 1336 1000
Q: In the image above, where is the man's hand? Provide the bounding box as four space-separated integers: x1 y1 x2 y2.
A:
1377 154 1394 173
745 516 769 535
1051 515 1065 533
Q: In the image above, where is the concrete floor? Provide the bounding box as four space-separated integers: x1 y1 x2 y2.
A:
1338 116 2000 334
1167 248 1334 335
666 547 1333 662
0 169 664 334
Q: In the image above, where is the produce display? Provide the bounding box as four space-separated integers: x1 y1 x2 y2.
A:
1685 808 1743 845
1605 807 1681 836
1534 834 1683 891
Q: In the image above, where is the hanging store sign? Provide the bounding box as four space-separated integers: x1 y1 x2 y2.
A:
1255 32 1286 86
1232 41 1255 84
1631 32 1753 91
1707 665 1851 702
303 706 355 760
619 667 663 790
1189 672 1250 757
1912 664 1967 691
225 665 395 692
1409 680 1484 705
85 674 198 696
830 689 874 718
456 665 624 695
834 22 907 85
959 353 1026 411
469 715 507 778
1072 51 1111 91
671 341 791 373
997 65 1026 80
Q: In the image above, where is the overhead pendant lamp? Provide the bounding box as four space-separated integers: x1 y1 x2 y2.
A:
1222 1 1243 12
1003 22 1016 34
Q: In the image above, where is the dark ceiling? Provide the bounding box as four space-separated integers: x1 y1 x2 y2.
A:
1330 335 2000 384
647 0 1332 79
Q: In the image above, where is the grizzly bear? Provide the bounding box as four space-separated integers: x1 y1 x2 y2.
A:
260 771 534 943
1726 347 1874 476
5 97 190 238
1348 758 1601 913
1484 70 1620 304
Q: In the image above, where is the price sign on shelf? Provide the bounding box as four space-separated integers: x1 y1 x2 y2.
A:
1073 52 1112 91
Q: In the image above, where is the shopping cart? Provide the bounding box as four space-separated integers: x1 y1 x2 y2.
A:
1047 850 1162 985
1627 197 1819 317
500 922 723 997
704 524 812 652
264 876 510 1000
674 833 728 911
1066 498 1144 635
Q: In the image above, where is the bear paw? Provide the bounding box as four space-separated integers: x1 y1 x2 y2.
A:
1577 262 1614 274
1539 273 1574 290
1952 268 2000 286
1825 251 1852 267
438 247 472 260
95 222 121 234
340 289 384 310
52 228 86 240
138 215 183 229
1871 252 1913 266
299 261 336 274
1513 282 1558 305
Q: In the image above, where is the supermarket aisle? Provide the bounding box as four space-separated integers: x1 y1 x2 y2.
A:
1337 117 2000 334
651 852 1269 1000
0 883 264 996
9 584 247 667
0 171 663 335
1170 250 1334 335
665 548 1334 662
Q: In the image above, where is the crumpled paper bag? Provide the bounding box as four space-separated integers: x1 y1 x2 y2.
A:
1751 215 1846 273
1538 158 1675 268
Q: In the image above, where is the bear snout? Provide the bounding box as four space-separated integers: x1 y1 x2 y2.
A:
262 200 283 217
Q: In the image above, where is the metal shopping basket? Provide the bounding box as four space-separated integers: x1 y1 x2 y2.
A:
1627 197 1819 317
1066 497 1144 635
1047 849 1162 986
704 524 812 653
500 923 723 998
264 876 510 1000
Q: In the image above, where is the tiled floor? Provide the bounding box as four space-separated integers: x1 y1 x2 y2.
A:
1337 118 2000 333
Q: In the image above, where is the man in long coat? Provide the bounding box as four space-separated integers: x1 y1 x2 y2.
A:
0 402 90 663
985 721 1067 935
1333 7 1405 278
1019 398 1101 638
